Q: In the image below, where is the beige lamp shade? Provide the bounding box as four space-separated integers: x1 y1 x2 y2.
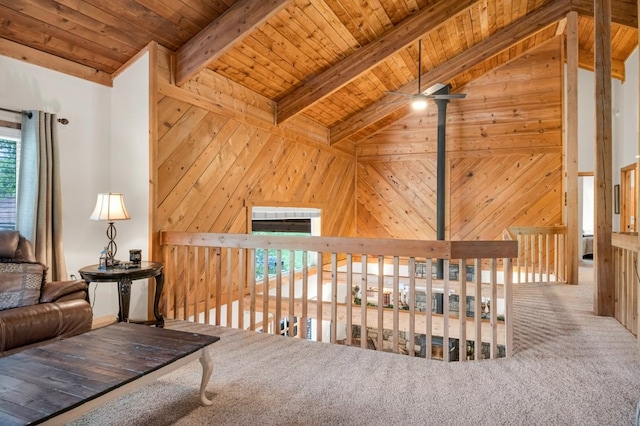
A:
90 193 131 221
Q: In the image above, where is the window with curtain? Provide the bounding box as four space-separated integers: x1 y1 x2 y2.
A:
0 127 21 230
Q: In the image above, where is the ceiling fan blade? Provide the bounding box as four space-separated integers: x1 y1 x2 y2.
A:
384 91 414 97
430 93 467 99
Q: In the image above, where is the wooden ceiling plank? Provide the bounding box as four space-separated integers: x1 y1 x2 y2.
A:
12 0 139 56
459 8 476 49
275 0 480 124
240 30 309 82
330 0 569 145
175 0 233 18
0 4 124 72
81 0 192 48
52 0 168 50
321 0 374 46
469 2 485 43
285 5 348 63
134 0 204 34
175 0 292 86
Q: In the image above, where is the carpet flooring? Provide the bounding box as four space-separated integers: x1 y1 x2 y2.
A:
70 263 640 425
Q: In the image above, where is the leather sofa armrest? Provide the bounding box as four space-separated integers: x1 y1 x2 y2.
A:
40 280 88 303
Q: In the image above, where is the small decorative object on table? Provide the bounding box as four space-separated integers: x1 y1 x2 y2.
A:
129 249 142 265
99 247 108 270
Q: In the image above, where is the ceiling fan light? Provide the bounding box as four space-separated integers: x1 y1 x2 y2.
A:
412 97 428 110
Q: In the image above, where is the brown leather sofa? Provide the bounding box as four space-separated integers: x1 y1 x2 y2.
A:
0 230 93 357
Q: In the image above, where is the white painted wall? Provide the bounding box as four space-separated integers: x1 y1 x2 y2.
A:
613 47 639 232
578 67 596 173
0 54 150 319
575 47 639 234
110 53 150 319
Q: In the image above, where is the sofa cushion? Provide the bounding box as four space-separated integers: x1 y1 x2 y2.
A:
0 262 47 310
0 231 19 259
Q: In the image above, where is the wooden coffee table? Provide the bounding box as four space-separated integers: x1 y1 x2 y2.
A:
0 322 220 425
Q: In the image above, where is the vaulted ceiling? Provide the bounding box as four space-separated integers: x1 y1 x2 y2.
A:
0 0 637 146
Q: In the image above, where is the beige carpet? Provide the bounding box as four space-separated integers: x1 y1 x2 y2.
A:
71 263 640 425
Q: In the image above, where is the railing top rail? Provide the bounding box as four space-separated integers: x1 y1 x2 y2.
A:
612 232 640 251
508 225 567 235
160 231 518 259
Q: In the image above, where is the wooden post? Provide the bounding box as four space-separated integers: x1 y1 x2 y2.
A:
594 0 614 316
565 11 579 285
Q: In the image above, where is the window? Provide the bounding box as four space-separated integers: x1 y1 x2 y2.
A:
251 207 321 280
0 127 21 230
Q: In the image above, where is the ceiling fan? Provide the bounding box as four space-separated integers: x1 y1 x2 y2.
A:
385 40 466 110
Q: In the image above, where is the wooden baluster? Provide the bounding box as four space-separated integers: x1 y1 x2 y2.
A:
215 247 222 325
275 250 282 336
490 258 498 359
346 253 353 346
505 257 514 357
194 246 200 323
227 247 233 327
238 248 245 330
301 251 308 339
443 259 450 362
377 255 384 351
249 248 256 331
474 258 482 360
408 257 416 357
204 248 211 325
183 246 190 321
262 249 269 333
317 252 323 342
459 258 467 361
425 258 433 360
330 253 338 343
392 256 400 354
289 250 295 337
361 254 368 350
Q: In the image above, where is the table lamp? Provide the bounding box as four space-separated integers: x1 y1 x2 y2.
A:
90 192 130 264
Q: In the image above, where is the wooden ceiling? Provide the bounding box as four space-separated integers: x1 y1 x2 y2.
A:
0 0 637 146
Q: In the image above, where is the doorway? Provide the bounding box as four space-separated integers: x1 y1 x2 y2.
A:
620 163 638 232
578 173 594 260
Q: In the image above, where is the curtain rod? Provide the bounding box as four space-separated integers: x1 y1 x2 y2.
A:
0 107 69 125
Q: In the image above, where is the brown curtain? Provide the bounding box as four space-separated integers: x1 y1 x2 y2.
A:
17 111 67 281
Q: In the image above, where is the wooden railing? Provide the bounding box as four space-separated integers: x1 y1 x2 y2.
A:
506 226 567 284
612 232 639 336
160 232 518 361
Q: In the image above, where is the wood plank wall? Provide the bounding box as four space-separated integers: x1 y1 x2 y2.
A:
153 46 356 239
355 37 563 241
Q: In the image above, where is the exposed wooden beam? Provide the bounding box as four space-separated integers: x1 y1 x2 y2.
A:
0 38 112 87
571 0 637 28
565 11 579 285
556 17 568 36
275 0 479 124
175 0 291 86
330 1 570 145
593 0 614 316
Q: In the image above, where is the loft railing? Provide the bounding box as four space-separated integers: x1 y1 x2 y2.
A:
160 232 518 361
506 226 567 283
612 232 638 336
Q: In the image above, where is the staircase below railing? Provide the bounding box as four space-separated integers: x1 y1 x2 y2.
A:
160 232 518 361
506 226 567 284
612 232 639 336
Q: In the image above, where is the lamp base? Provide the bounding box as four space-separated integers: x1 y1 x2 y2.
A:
105 221 119 259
